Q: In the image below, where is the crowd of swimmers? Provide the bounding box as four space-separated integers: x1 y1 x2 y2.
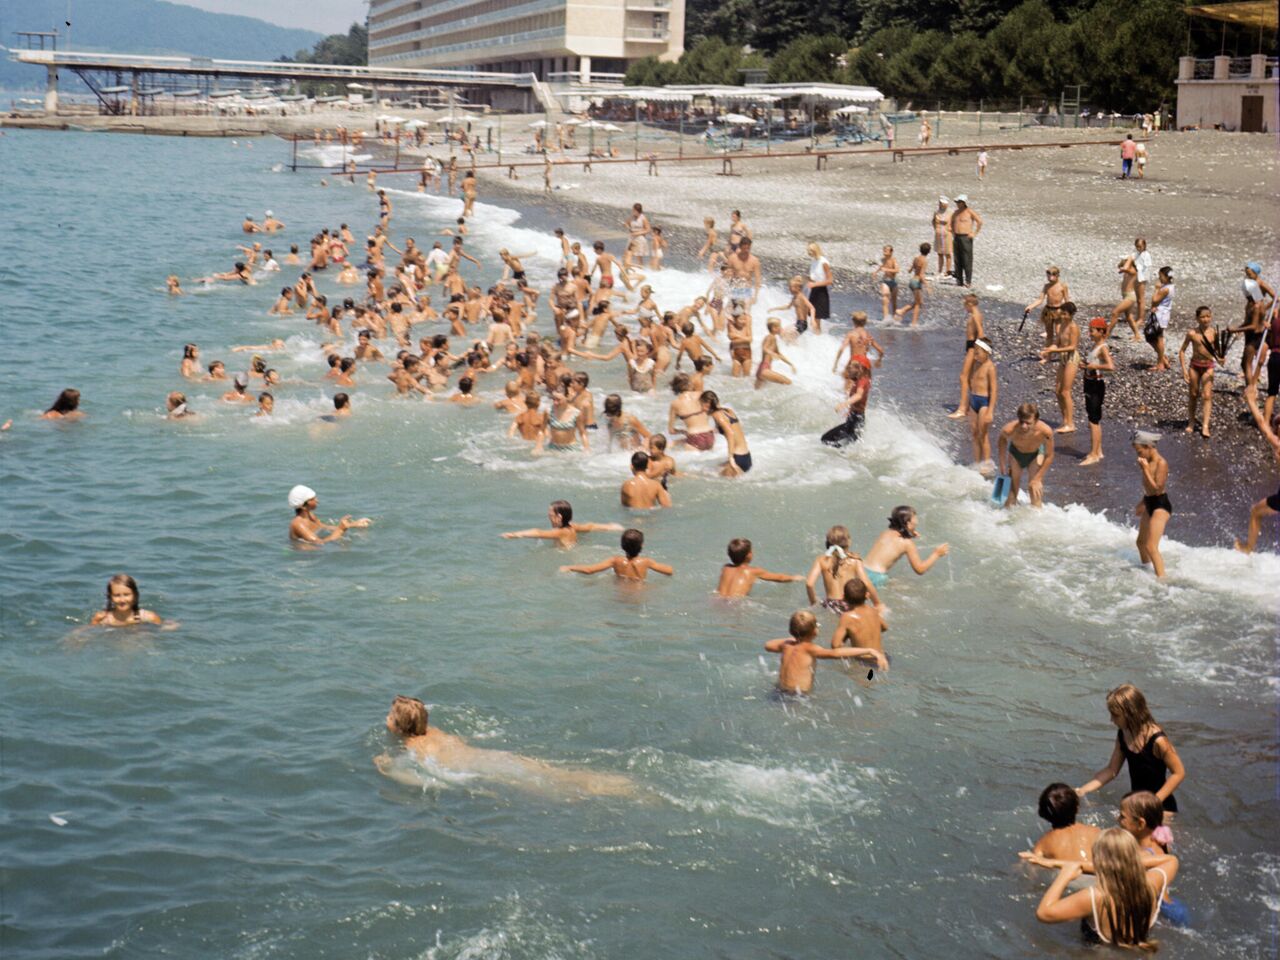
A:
37 151 1275 952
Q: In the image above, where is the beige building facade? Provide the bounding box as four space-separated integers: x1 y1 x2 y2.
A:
367 0 685 82
1176 55 1277 132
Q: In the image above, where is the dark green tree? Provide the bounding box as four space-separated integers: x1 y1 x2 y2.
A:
924 32 989 101
751 0 811 54
844 26 916 87
881 30 948 99
767 34 850 83
289 22 368 66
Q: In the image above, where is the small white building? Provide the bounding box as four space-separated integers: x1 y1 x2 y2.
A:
1176 54 1278 131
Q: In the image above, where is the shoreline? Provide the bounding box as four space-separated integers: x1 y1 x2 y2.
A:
454 161 1276 549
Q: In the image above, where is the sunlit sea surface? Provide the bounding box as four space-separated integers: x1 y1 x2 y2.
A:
1 130 1276 959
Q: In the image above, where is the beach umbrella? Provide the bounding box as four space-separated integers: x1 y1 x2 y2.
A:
528 119 548 128
563 117 584 125
834 104 869 115
403 118 429 129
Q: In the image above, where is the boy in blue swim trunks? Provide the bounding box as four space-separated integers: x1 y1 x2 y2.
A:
966 338 998 470
997 402 1056 507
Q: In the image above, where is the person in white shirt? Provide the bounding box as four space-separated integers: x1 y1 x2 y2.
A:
1133 238 1153 328
805 242 832 333
425 241 450 282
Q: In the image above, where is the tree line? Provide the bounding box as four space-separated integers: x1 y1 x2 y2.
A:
629 0 1256 113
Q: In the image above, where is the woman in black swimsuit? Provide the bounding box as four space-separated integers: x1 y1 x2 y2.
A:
1076 683 1186 816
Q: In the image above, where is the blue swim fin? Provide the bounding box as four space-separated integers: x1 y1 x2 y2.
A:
991 474 1011 507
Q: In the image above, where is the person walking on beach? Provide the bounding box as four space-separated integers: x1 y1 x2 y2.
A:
949 196 981 288
1108 249 1141 342
1230 262 1275 391
806 242 832 332
1077 684 1185 814
976 147 989 180
1026 267 1069 349
894 243 931 326
1145 266 1174 371
931 197 953 277
1040 302 1080 434
1130 431 1172 578
1234 383 1280 554
1178 305 1218 438
965 339 997 469
1081 318 1115 465
948 294 985 419
1119 134 1137 178
1132 238 1153 329
997 402 1055 507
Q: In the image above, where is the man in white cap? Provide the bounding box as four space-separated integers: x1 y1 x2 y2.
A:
263 211 285 232
949 195 982 288
288 485 371 544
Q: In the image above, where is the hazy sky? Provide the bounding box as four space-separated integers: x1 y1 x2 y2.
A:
175 0 367 35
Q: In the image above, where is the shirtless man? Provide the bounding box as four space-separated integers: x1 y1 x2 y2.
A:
997 402 1056 508
949 196 982 288
287 484 370 544
1026 266 1070 349
241 215 262 234
966 339 998 468
1108 250 1141 341
375 696 635 798
262 211 284 232
716 538 802 597
726 301 754 378
829 580 890 672
561 528 673 581
620 451 672 509
726 238 763 307
668 374 715 451
764 611 866 695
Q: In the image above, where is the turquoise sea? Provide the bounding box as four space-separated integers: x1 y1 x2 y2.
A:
0 129 1276 959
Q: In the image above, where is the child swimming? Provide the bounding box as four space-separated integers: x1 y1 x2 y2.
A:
560 529 673 581
764 610 868 695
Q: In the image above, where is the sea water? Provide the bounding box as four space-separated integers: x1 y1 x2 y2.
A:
0 131 1276 959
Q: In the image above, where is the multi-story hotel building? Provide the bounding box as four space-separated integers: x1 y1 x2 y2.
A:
366 0 685 83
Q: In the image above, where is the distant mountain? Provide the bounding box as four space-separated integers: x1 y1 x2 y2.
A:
1 0 325 90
